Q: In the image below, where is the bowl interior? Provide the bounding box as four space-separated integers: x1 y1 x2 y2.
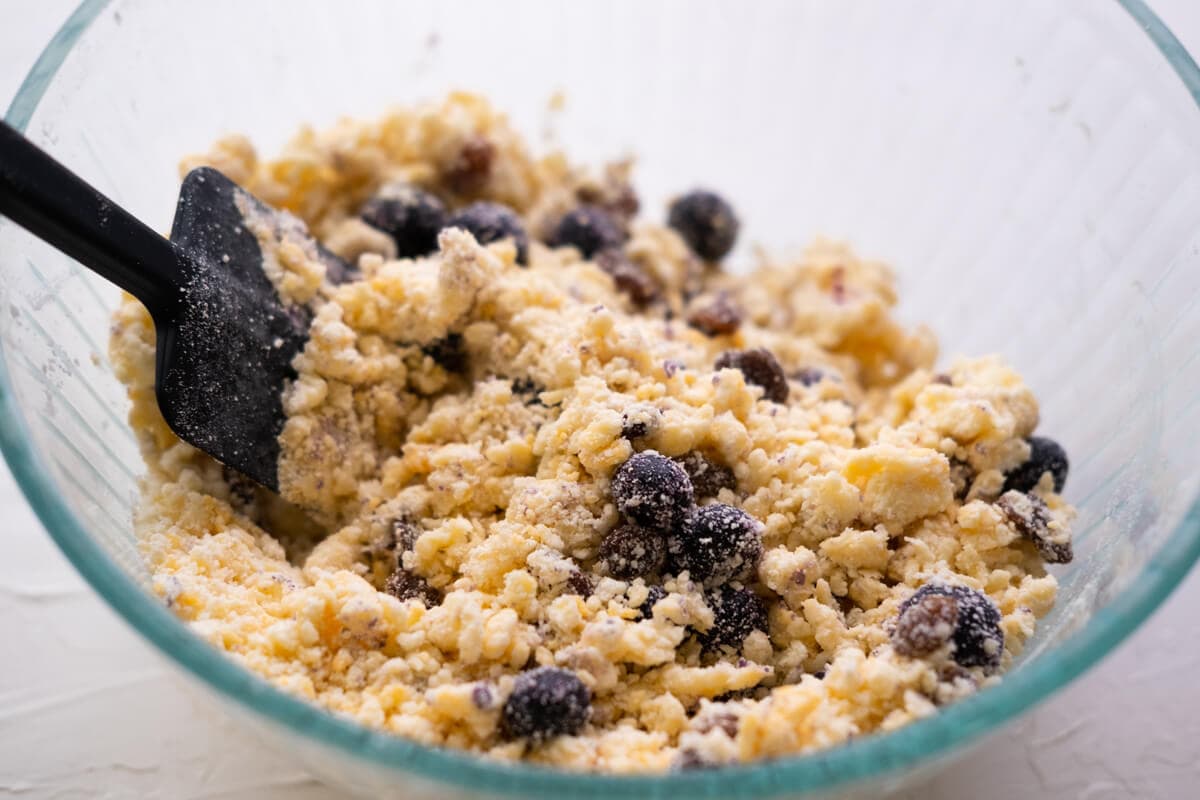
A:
3 1 1200 797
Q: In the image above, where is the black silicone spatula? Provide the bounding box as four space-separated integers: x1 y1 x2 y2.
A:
0 121 351 492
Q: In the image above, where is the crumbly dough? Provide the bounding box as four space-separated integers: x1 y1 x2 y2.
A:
111 93 1073 772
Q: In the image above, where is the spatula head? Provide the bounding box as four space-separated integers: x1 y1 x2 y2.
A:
159 167 350 491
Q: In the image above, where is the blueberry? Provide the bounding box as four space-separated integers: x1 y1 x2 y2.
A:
687 293 743 337
668 503 763 586
446 201 530 265
638 585 668 620
611 451 694 532
422 333 467 373
891 592 957 657
384 567 441 606
715 348 789 404
595 249 660 307
997 490 1073 564
676 452 737 499
566 570 596 597
549 205 624 259
501 667 591 742
897 584 1004 670
1003 436 1069 494
359 184 448 259
701 586 768 652
667 190 740 261
599 524 667 579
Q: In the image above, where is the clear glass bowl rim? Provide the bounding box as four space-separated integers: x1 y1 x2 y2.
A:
3 1 1199 796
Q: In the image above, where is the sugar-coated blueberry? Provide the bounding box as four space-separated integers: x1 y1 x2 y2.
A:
599 523 668 579
997 490 1073 564
701 586 768 652
897 584 1004 670
500 667 591 742
668 503 763 585
611 451 694 532
676 452 737 499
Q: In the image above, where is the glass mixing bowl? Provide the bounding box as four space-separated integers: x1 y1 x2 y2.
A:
3 1 1200 797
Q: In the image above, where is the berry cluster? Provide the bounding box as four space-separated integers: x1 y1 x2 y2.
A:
601 451 767 654
893 584 1004 670
359 166 742 312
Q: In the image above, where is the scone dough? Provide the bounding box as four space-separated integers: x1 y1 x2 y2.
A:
110 94 1072 772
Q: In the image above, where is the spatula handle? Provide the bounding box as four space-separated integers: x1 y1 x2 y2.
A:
0 121 187 320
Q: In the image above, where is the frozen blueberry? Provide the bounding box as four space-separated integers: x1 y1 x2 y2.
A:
638 585 668 620
667 190 740 261
897 584 1004 670
687 294 743 337
501 667 591 742
359 185 448 259
595 249 660 307
385 567 441 606
669 503 763 586
701 587 768 652
446 201 530 265
715 348 789 404
997 490 1073 564
676 451 737 499
566 570 596 597
599 524 667 580
444 135 495 194
891 592 957 657
1004 436 1069 494
422 333 467 373
611 451 694 532
549 205 624 259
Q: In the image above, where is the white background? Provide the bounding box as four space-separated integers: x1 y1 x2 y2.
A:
2 2 1199 798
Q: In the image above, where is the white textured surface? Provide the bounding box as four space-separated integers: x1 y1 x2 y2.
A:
1 3 1199 798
